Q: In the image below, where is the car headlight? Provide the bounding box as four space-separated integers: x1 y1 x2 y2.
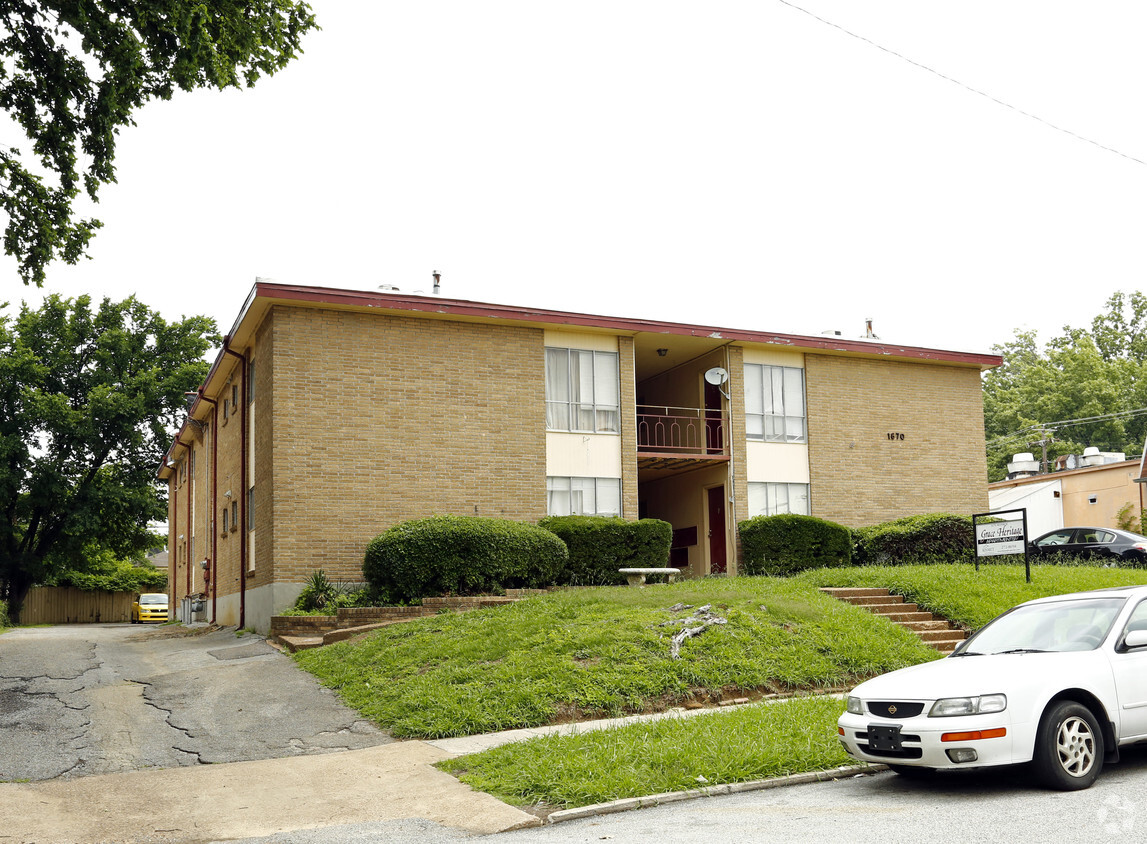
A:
929 693 1007 717
846 696 864 715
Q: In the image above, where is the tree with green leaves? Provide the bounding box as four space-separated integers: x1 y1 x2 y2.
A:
0 294 217 619
983 291 1147 480
1 1 318 286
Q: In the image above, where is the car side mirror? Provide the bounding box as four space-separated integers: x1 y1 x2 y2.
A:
1122 630 1147 650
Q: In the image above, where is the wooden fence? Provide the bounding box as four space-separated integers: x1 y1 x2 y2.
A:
21 587 135 625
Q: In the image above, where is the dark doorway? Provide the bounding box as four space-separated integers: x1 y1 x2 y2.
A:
707 485 727 574
704 380 723 453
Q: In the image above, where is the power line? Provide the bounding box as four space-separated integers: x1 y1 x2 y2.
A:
775 0 1147 168
986 407 1147 450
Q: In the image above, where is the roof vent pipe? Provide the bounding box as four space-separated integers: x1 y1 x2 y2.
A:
432 270 441 295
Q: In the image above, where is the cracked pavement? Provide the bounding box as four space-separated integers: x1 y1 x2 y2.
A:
0 623 392 782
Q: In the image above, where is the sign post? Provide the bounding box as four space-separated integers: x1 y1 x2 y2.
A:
972 508 1030 583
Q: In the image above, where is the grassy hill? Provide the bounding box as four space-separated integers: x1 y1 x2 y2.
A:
294 564 1147 811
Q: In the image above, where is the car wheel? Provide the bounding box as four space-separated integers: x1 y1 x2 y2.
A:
1032 701 1103 790
887 764 935 779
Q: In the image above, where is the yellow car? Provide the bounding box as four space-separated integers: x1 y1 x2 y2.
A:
131 593 169 623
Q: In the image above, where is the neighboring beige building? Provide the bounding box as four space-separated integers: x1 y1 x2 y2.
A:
160 282 1000 632
990 452 1146 539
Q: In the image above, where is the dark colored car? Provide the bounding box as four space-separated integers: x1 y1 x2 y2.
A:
1028 527 1147 563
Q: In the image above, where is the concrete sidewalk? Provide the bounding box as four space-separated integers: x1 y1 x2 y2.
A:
1 740 539 844
1 707 724 843
3 698 852 843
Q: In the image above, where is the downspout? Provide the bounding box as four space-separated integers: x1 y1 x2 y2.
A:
196 391 219 624
224 342 248 630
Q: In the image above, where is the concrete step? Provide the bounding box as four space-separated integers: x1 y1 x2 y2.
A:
931 639 965 654
819 587 893 599
842 594 905 606
918 629 967 643
878 611 934 623
901 620 953 632
865 602 920 615
820 585 968 654
277 635 324 653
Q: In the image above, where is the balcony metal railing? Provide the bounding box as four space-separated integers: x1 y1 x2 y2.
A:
637 405 727 455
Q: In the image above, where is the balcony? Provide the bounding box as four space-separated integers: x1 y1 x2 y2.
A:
637 406 728 472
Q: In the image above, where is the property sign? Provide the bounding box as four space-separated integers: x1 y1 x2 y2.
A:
975 521 1026 557
972 508 1031 583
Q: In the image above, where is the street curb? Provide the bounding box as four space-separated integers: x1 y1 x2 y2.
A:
545 763 887 824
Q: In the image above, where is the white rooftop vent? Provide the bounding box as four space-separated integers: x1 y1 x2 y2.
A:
1006 453 1040 478
1081 446 1107 468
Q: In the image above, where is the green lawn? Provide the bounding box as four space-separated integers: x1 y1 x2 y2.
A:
795 563 1147 629
293 576 935 738
294 564 1147 811
438 695 850 810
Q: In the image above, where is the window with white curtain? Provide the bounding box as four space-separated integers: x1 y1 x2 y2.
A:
545 348 620 433
744 364 806 442
747 482 811 516
547 476 622 516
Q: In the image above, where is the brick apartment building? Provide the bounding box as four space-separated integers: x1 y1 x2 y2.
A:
159 282 1001 632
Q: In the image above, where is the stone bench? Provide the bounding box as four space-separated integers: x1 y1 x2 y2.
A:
619 567 681 587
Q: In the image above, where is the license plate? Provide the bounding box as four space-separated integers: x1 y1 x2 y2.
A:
868 725 903 752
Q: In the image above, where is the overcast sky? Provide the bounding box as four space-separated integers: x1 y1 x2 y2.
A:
7 1 1147 354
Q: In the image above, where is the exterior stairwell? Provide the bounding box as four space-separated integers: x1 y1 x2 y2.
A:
820 587 967 654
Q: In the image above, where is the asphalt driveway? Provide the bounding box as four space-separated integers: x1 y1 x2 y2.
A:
0 623 390 781
0 623 539 842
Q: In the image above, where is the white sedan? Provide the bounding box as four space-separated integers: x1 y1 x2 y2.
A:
838 585 1147 790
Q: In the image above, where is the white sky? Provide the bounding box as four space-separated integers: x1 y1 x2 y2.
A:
6 1 1147 355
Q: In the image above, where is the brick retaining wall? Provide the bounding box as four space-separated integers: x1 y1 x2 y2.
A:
269 590 552 640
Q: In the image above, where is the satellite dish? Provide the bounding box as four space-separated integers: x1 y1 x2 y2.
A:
704 367 729 386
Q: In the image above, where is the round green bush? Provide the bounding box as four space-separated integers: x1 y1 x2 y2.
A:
363 516 569 603
853 513 977 565
538 516 672 585
738 513 851 575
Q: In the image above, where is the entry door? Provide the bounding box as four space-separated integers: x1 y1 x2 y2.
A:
708 485 727 574
704 380 723 453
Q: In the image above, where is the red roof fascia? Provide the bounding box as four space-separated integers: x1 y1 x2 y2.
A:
249 282 1003 368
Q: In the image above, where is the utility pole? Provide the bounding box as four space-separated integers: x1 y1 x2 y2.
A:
1030 430 1054 474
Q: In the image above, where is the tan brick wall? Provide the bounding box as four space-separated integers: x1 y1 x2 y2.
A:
211 356 247 620
618 336 639 519
167 475 181 603
805 354 989 527
253 317 275 584
168 425 208 607
264 305 547 583
726 346 748 574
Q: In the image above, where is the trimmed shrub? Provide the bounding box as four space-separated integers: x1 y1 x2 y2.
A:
363 516 568 603
538 516 673 585
853 513 977 565
738 514 851 575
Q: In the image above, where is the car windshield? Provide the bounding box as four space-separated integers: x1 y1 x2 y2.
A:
961 596 1125 654
140 595 167 605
